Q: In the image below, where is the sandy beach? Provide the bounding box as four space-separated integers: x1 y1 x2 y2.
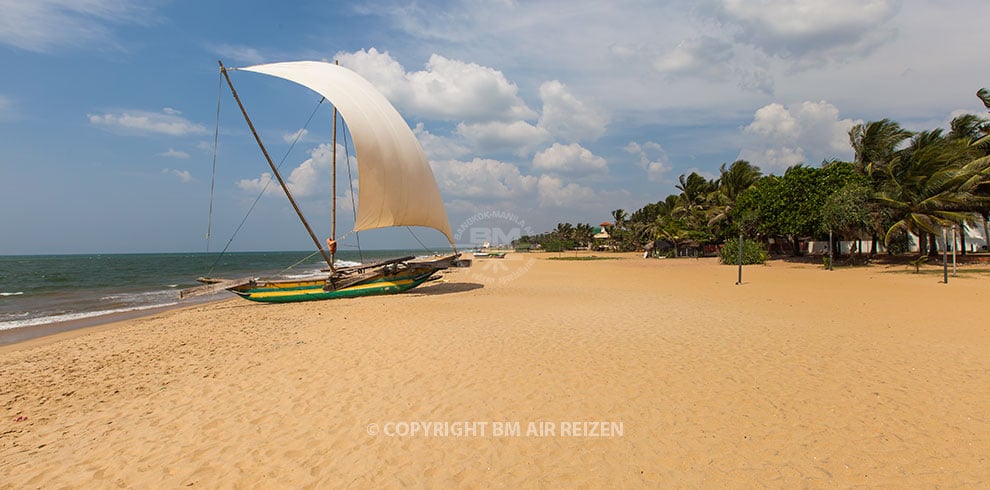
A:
1 253 988 487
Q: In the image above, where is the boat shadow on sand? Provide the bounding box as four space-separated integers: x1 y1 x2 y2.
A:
408 281 484 296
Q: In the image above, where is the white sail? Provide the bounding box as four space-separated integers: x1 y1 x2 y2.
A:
238 61 454 246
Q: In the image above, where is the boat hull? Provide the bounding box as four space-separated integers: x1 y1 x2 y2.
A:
230 268 438 303
180 254 466 303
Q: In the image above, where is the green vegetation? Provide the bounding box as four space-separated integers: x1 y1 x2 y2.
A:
514 222 595 253
718 238 768 265
521 88 990 262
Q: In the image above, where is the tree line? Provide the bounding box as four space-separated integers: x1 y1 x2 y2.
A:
524 89 990 257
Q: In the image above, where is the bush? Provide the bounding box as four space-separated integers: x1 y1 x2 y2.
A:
886 231 910 255
542 239 570 252
718 238 768 265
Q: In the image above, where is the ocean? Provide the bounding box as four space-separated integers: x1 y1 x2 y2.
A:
0 249 431 336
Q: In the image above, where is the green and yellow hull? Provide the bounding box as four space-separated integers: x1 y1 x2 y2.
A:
230 268 438 303
181 254 466 303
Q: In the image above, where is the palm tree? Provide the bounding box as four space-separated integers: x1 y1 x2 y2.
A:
610 209 627 230
849 119 913 179
708 160 762 236
637 196 676 254
876 130 984 255
674 173 715 213
849 119 914 253
651 214 687 257
609 209 628 250
949 114 989 142
554 222 574 241
946 114 990 253
672 172 717 245
973 90 990 250
574 223 594 248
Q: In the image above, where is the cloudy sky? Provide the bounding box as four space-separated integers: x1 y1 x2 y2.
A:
1 0 988 254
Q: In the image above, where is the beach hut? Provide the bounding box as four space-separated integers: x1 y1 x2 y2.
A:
679 239 702 257
592 224 611 251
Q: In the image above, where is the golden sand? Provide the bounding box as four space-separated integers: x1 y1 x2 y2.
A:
1 253 988 487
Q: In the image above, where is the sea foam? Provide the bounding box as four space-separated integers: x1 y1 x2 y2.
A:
0 302 178 332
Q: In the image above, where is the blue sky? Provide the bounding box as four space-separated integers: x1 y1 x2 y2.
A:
1 0 988 254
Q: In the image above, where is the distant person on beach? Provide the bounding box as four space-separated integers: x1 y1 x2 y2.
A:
643 241 655 259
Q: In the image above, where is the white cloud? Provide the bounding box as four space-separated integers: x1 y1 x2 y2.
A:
745 103 799 139
333 48 408 95
537 175 600 209
282 144 330 197
537 80 607 142
283 128 309 144
432 158 538 200
237 143 345 197
162 168 193 183
456 120 548 156
354 0 987 123
159 148 190 159
414 123 470 161
624 141 672 183
212 44 267 65
237 172 278 196
338 49 537 123
652 36 777 94
532 143 606 175
654 36 734 80
737 101 859 172
0 0 151 52
88 109 208 136
714 0 901 63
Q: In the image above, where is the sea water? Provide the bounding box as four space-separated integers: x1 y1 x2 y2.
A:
0 250 430 333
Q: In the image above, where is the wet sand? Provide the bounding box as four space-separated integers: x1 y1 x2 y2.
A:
1 253 988 487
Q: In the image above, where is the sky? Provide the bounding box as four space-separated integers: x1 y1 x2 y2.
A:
1 0 988 254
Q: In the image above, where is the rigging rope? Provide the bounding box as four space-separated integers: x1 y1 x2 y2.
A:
342 124 364 263
206 95 327 275
206 70 223 262
406 226 438 256
280 250 322 275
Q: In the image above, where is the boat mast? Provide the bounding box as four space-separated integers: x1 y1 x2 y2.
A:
218 60 335 270
331 60 338 265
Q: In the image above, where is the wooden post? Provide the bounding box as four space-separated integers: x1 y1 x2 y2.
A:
736 232 743 285
942 226 948 284
828 229 834 271
218 61 334 269
952 225 957 277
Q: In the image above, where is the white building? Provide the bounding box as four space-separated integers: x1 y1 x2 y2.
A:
805 225 989 254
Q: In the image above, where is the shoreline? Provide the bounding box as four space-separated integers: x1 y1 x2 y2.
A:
2 251 988 349
0 293 230 349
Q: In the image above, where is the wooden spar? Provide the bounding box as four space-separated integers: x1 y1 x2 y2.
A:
179 277 255 299
218 60 334 269
326 269 382 292
326 255 415 274
331 60 339 267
